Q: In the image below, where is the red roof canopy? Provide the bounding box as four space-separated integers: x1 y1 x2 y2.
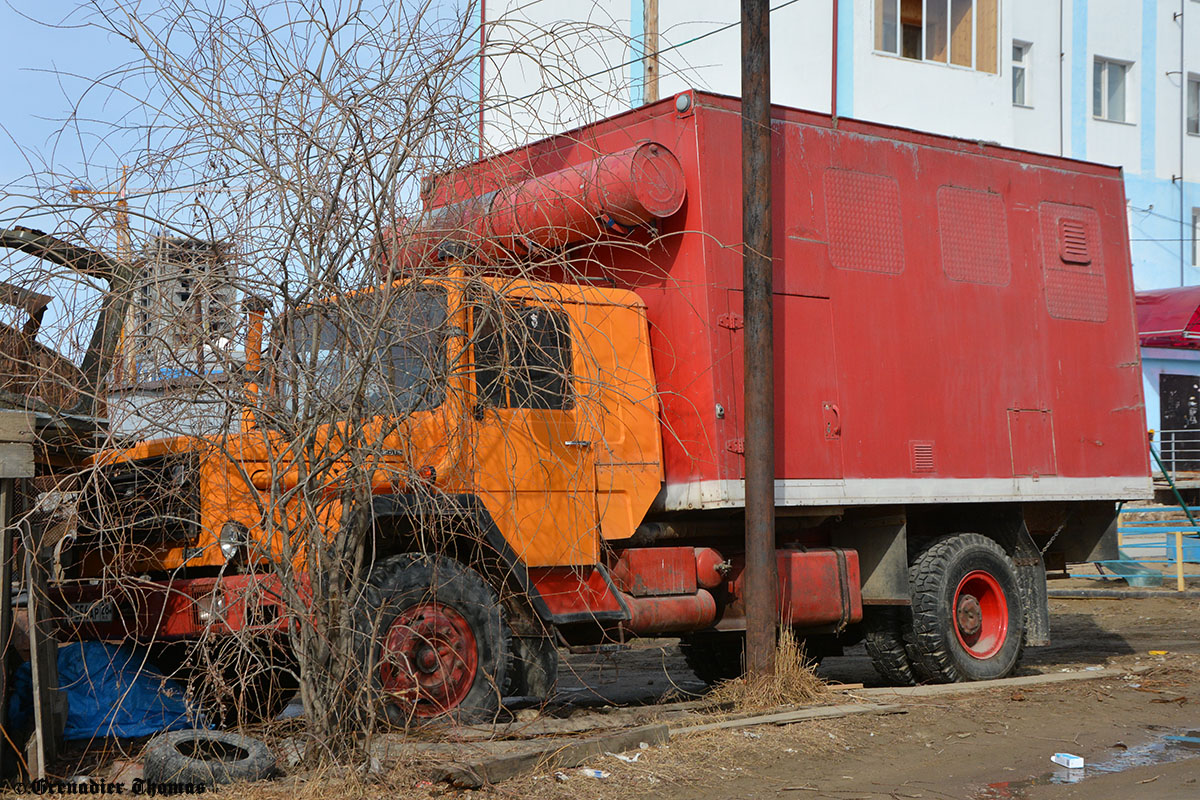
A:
1136 287 1200 349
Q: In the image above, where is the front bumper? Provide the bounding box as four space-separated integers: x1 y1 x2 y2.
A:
48 573 290 642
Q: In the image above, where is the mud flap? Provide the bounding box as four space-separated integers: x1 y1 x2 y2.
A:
1013 523 1050 647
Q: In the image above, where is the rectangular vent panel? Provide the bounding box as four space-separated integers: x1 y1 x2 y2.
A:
937 186 1012 285
1038 202 1107 323
824 169 905 275
909 441 936 473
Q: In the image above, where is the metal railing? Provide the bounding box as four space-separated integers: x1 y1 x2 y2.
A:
1154 428 1200 482
1113 506 1200 590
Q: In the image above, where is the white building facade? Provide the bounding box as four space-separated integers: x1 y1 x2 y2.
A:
482 0 1200 293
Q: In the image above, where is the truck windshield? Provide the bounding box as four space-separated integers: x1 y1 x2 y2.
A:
279 286 447 419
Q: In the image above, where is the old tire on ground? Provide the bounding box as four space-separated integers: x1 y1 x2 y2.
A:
863 608 918 686
363 553 509 725
679 631 744 686
906 533 1025 683
142 729 275 787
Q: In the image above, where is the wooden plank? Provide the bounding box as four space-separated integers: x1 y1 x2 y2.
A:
0 481 13 778
670 702 902 736
0 445 33 479
431 723 668 788
24 540 63 780
0 412 33 444
855 666 1145 700
451 699 712 741
975 0 998 73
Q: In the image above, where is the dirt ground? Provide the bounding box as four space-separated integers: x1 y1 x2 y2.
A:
454 582 1200 800
36 579 1200 800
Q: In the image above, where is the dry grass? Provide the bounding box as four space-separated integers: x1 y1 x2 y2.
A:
706 628 829 711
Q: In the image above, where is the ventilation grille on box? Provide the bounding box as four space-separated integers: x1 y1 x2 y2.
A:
1058 218 1091 264
909 441 935 473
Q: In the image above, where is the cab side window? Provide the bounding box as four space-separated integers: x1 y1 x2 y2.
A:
473 302 573 410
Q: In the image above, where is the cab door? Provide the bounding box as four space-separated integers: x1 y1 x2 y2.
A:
470 295 598 567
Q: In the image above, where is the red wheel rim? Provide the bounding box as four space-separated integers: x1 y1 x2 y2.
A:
953 570 1008 659
379 602 478 717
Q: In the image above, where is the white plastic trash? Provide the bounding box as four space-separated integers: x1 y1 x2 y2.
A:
1051 753 1084 769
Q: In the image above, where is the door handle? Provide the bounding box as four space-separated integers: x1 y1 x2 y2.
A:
564 440 592 447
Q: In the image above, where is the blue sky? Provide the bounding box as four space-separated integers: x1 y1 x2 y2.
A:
0 2 132 354
0 3 135 219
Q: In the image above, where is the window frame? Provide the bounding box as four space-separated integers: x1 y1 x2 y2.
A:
1188 74 1200 136
1192 208 1200 269
471 300 575 412
276 286 450 423
1012 41 1032 108
1092 56 1133 124
873 0 998 74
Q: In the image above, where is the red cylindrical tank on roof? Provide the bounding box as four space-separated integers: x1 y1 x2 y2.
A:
375 142 686 274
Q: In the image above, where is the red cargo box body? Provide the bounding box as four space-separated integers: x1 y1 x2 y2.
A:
425 91 1151 511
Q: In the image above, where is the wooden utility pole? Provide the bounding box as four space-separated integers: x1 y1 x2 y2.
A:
644 0 660 103
741 0 777 677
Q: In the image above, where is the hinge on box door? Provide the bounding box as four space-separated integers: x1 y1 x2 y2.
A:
726 438 745 454
718 313 744 330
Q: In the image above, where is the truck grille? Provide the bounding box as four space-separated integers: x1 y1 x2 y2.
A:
79 453 200 545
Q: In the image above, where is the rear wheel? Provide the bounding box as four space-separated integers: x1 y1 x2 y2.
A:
863 608 918 686
906 534 1025 683
362 554 509 725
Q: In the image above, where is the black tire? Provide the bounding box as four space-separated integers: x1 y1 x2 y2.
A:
362 554 509 725
679 631 744 686
142 729 275 787
863 608 918 686
507 635 559 701
906 533 1025 683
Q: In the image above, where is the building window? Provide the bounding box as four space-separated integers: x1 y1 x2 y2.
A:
1188 74 1200 135
1092 57 1130 123
1013 41 1031 106
874 0 998 73
1192 208 1200 268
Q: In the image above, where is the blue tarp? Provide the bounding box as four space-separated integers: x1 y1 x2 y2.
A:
9 641 195 740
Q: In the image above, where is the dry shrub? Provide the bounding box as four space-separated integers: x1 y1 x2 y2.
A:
707 628 829 710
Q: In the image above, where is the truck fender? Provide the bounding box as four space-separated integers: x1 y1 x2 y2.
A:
369 493 630 627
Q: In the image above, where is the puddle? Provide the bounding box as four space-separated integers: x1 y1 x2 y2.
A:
974 731 1200 798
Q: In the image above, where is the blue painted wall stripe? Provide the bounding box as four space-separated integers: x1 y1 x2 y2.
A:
837 0 854 117
1071 0 1089 160
630 0 645 108
1141 0 1157 174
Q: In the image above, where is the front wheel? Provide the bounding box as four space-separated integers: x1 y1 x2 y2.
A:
906 533 1025 683
361 554 509 725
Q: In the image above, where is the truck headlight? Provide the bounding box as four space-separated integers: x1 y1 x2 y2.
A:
195 590 227 626
219 522 248 562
